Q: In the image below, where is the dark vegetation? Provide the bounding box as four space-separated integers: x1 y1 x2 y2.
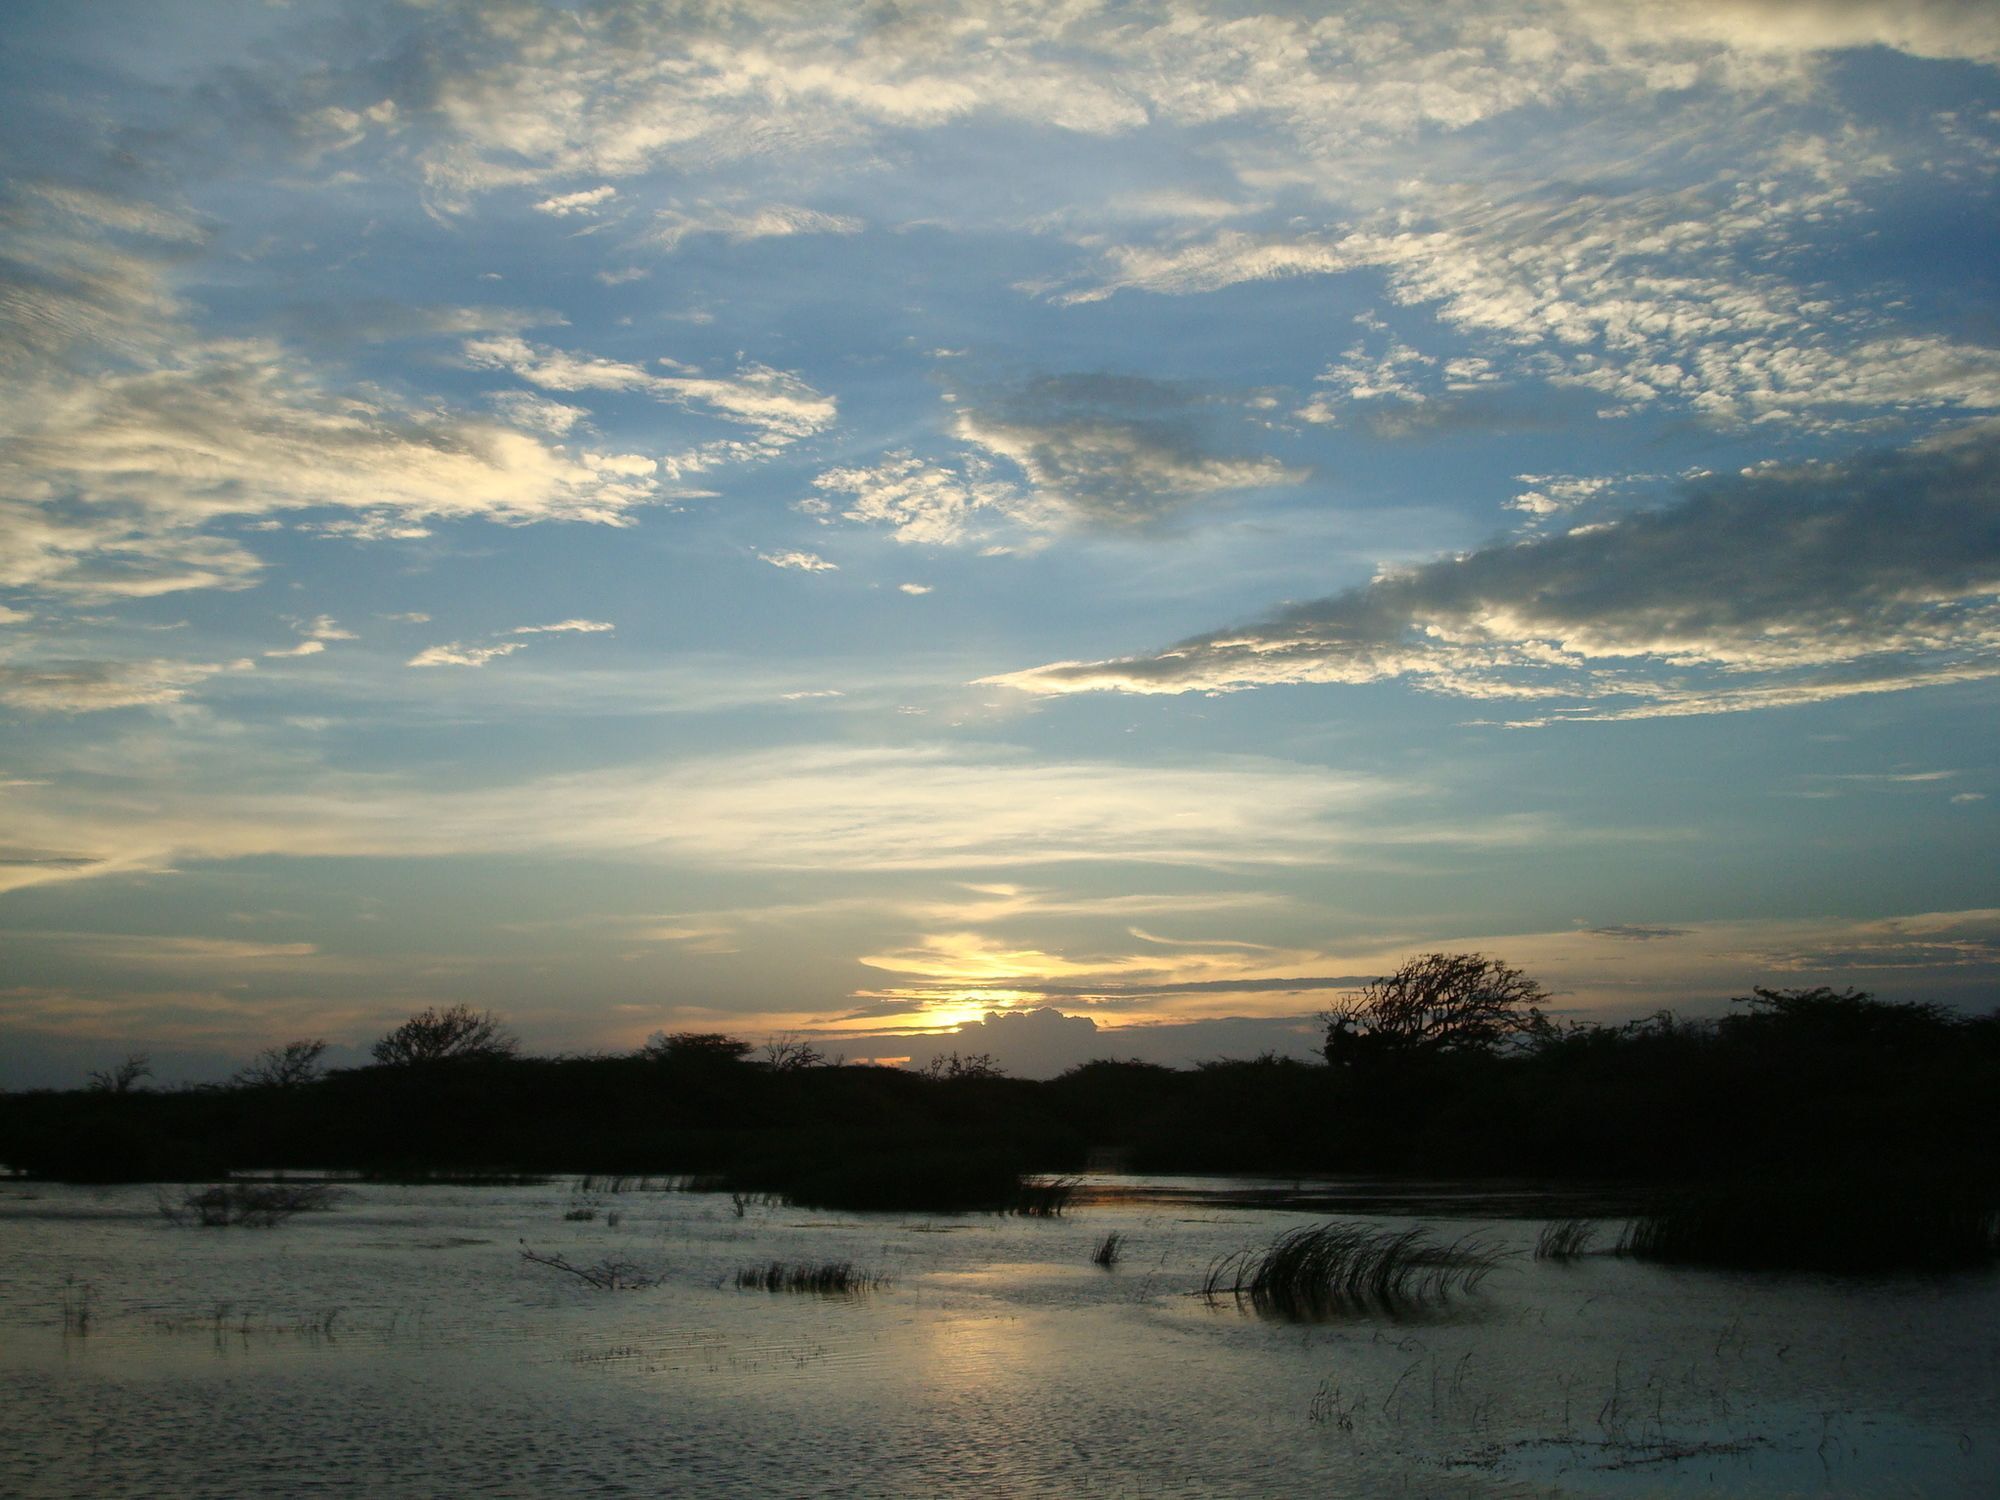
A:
1201 1223 1501 1319
1091 1231 1125 1267
157 1183 341 1227
3 960 1997 1270
1533 1217 1598 1262
1617 1177 2000 1272
734 1260 883 1295
518 1248 660 1290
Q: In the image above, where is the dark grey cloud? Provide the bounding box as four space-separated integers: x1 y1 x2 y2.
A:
991 426 2000 719
954 373 1305 529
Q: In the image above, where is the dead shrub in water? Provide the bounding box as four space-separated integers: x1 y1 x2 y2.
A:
1201 1222 1500 1320
158 1183 341 1228
734 1261 884 1295
1534 1217 1599 1262
1091 1231 1125 1267
519 1248 660 1290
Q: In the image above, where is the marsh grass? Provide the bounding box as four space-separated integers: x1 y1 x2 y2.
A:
562 1206 598 1221
734 1260 884 1295
576 1174 680 1193
60 1275 93 1336
158 1183 341 1227
1013 1176 1080 1217
1617 1180 1999 1272
1202 1222 1501 1320
1091 1230 1125 1267
518 1247 661 1289
1534 1217 1599 1262
361 1169 550 1186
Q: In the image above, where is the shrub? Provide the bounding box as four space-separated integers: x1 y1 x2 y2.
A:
159 1183 341 1227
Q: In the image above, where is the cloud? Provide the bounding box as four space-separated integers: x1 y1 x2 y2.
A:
407 641 525 668
953 374 1306 530
759 550 837 572
648 202 862 252
806 451 1033 548
4 342 667 601
532 185 617 216
463 336 835 443
898 583 932 596
988 427 2000 719
262 640 326 659
510 619 615 635
0 742 1408 896
0 658 243 713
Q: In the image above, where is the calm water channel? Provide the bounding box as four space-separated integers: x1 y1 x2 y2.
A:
2 1175 1994 1497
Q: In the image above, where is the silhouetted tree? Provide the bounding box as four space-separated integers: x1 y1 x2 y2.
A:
760 1033 827 1070
234 1039 329 1089
1321 953 1547 1066
371 1006 518 1065
919 1051 1004 1080
639 1031 751 1064
87 1053 152 1093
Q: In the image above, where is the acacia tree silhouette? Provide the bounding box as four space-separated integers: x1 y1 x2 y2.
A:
1321 953 1547 1066
370 1006 518 1065
234 1038 329 1088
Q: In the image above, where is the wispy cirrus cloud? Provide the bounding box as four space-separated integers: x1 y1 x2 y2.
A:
0 657 249 714
647 201 862 252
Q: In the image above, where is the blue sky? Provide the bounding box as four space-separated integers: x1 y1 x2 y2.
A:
2 0 1997 1084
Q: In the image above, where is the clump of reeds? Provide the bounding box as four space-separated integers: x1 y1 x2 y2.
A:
518 1248 661 1290
562 1206 597 1222
1201 1223 1500 1320
1012 1176 1080 1218
576 1173 674 1193
1091 1231 1125 1268
1534 1217 1598 1262
1617 1179 1999 1273
158 1183 341 1228
733 1261 884 1295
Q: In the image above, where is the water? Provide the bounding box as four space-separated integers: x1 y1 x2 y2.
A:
2 1176 1995 1497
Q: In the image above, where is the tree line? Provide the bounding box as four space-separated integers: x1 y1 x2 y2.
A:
4 957 1995 1194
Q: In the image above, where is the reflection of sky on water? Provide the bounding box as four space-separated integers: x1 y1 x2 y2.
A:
3 1179 1996 1496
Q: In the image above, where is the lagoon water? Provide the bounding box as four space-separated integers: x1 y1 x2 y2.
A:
2 1176 1995 1497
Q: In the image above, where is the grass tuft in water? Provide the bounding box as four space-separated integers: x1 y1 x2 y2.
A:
1091 1230 1125 1267
60 1275 94 1336
1201 1222 1500 1320
734 1260 884 1295
1534 1217 1598 1262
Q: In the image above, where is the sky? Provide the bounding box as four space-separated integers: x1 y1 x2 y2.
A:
2 0 1997 1087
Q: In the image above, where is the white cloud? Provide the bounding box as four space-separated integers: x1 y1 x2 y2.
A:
532 185 618 216
809 451 1031 547
648 202 862 252
463 336 835 443
759 550 838 572
262 639 326 659
510 619 615 634
898 583 932 596
407 641 525 668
